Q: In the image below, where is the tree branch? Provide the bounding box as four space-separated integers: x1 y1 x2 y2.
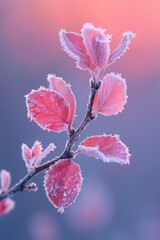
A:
0 80 100 202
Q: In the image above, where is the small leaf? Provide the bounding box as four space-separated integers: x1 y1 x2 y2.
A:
0 198 15 216
108 31 136 66
81 23 111 69
0 170 11 193
26 87 69 133
32 141 43 158
44 159 83 213
92 73 127 116
22 142 56 172
34 143 56 167
59 30 95 71
21 144 32 162
78 135 130 165
47 74 76 127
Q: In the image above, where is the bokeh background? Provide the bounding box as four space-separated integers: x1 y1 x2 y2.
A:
0 0 160 239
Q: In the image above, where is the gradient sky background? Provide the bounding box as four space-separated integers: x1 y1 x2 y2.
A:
0 1 160 240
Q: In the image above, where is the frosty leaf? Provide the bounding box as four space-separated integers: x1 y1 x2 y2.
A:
0 198 15 216
108 31 136 66
0 170 15 216
92 73 127 116
22 142 56 172
47 74 76 126
59 30 95 71
81 23 111 69
31 141 43 158
34 143 56 167
0 170 11 193
21 144 32 162
44 159 83 213
26 87 69 132
78 135 130 165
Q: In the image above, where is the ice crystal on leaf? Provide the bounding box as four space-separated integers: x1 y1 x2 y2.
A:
44 159 83 214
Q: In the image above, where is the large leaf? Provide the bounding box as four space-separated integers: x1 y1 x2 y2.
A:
92 73 127 116
44 159 83 213
78 135 130 165
26 87 69 132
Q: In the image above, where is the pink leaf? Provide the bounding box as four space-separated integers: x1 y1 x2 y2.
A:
0 198 15 216
47 74 76 127
92 73 127 116
78 135 130 165
108 31 136 66
59 30 95 71
44 159 83 213
26 87 69 133
34 143 56 167
21 144 32 162
22 142 56 172
0 170 11 193
32 141 43 158
81 23 111 69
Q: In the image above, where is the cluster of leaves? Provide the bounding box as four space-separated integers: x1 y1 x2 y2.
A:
0 23 135 216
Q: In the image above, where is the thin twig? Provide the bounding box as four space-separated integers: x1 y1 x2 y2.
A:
0 81 100 202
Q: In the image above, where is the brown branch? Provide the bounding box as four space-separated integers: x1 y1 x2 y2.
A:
0 80 100 202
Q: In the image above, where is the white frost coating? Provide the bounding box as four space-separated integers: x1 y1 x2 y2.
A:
108 31 136 66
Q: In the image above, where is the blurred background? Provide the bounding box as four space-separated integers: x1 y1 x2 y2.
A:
0 0 160 239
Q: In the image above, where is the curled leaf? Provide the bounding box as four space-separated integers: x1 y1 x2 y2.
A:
92 73 127 116
78 135 130 165
44 159 83 213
